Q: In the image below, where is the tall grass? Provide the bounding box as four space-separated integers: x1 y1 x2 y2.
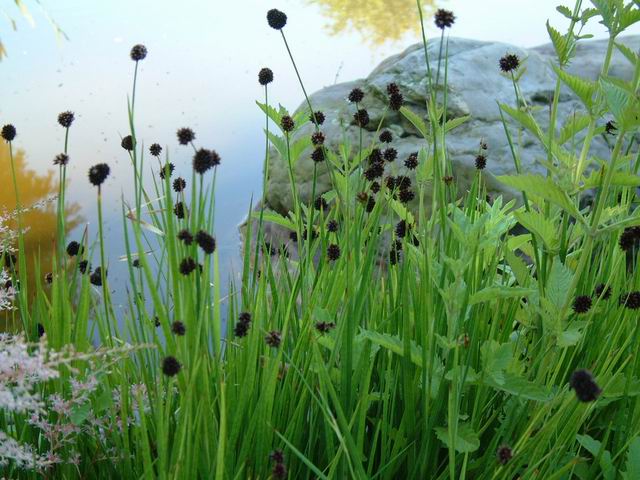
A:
1 0 640 478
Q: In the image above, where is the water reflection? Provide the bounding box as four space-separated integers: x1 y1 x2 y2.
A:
0 145 81 326
310 0 435 45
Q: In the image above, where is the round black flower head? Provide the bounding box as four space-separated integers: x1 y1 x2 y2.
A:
149 143 162 157
434 9 455 29
162 356 181 377
78 260 89 274
387 83 400 95
619 226 640 252
396 175 411 190
177 127 195 145
311 131 325 146
309 147 325 165
90 267 106 286
174 201 186 219
37 323 45 338
159 162 174 180
234 312 252 338
314 196 328 211
327 243 341 261
369 148 383 164
272 463 287 479
480 140 488 150
348 87 365 103
499 54 520 73
572 295 592 314
265 330 282 348
179 257 196 275
1 124 16 142
280 115 295 133
193 148 214 174
258 67 274 86
620 291 640 310
354 109 370 127
130 44 147 62
399 189 415 204
132 259 141 268
475 154 487 170
45 272 53 285
315 321 336 334
171 321 186 336
389 92 404 111
195 230 216 254
310 111 326 125
53 153 69 166
364 162 384 181
57 111 75 128
267 8 287 29
379 130 393 143
594 283 611 300
327 220 338 232
177 229 193 245
121 135 135 152
66 241 82 257
370 181 380 193
496 445 512 465
88 163 110 187
605 120 617 136
569 369 601 402
405 152 418 170
395 220 408 238
269 449 285 463
173 177 187 192
383 148 397 162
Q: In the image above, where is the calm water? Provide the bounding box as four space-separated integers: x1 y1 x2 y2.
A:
1 0 633 312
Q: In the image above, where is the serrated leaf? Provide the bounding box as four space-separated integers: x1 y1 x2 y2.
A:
495 174 582 219
546 22 574 64
289 136 312 166
615 42 640 66
499 103 544 141
600 78 640 130
485 373 553 401
399 106 429 139
469 286 536 305
514 210 560 251
557 113 591 145
558 320 587 347
619 3 640 32
256 101 282 126
481 340 513 385
577 434 616 480
553 65 596 109
434 423 480 453
546 259 573 310
556 5 575 19
251 210 295 230
70 402 92 425
622 437 640 480
582 170 640 190
444 115 470 133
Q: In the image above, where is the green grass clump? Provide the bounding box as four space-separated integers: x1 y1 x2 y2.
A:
1 0 640 478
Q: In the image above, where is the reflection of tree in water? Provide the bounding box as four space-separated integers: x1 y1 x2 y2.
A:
310 0 435 45
1 144 81 327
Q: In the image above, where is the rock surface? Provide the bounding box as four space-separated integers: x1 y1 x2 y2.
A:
263 35 640 215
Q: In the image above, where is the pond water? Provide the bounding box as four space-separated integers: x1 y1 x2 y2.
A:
1 0 634 315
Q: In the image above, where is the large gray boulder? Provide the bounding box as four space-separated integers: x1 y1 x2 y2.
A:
263 36 639 215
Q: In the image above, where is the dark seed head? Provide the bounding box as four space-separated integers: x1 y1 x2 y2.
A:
1 124 17 142
159 162 175 180
258 67 274 86
280 115 295 133
162 356 181 377
88 163 110 187
385 176 396 190
132 259 141 268
78 260 89 274
193 148 214 174
177 229 193 245
66 241 82 257
499 54 520 73
434 9 456 29
388 92 404 111
383 148 398 162
234 318 251 338
177 127 195 145
475 154 487 170
572 295 592 314
480 140 488 150
315 321 336 334
45 272 53 285
370 181 381 194
130 44 147 61
54 153 69 166
310 111 326 125
443 175 454 185
174 202 186 219
327 243 341 261
269 449 285 463
348 88 365 103
37 323 45 338
396 175 411 190
594 283 611 300
405 152 418 170
267 9 287 30
173 177 187 192
314 196 328 211
619 227 640 252
605 120 617 135
399 189 415 204
620 291 640 310
195 230 216 254
395 220 408 238
365 197 376 213
57 111 75 128
368 148 383 164
149 143 162 157
311 147 325 163
496 445 512 465
90 267 105 286
569 369 601 402
288 231 298 242
364 162 384 181
327 220 338 232
386 83 400 95
121 135 135 151
311 131 325 146
272 462 287 479
379 130 393 143
179 257 196 275
265 330 282 348
353 109 370 127
171 321 186 336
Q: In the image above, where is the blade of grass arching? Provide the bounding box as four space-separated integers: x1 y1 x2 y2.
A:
274 429 328 480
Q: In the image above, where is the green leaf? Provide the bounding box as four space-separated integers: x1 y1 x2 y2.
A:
514 210 560 252
622 437 640 480
256 101 282 126
251 210 296 230
499 103 543 141
360 329 423 368
582 170 640 190
546 22 574 64
70 402 92 425
495 174 583 220
399 106 429 139
600 78 640 130
481 340 513 385
558 321 587 347
485 373 553 401
556 5 575 19
434 423 480 453
444 115 470 133
546 259 573 310
615 42 640 67
553 65 596 109
619 3 640 32
576 434 616 480
469 286 536 306
557 113 591 145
